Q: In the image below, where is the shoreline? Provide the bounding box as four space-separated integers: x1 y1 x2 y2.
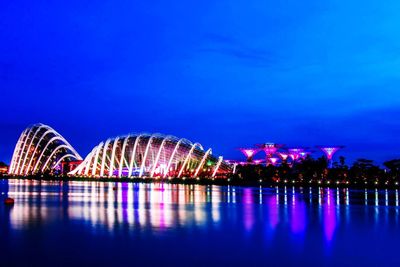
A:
1 175 399 190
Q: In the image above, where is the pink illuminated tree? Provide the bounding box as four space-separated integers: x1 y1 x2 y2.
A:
317 146 344 168
257 143 284 158
299 151 312 159
287 148 305 162
278 152 289 161
238 148 260 163
253 159 264 165
268 157 279 166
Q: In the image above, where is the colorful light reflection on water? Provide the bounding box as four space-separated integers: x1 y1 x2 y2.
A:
1 179 400 266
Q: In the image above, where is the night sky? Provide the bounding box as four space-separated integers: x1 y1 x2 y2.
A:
1 0 400 165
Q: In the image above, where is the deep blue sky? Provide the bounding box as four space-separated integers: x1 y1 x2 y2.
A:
1 0 400 165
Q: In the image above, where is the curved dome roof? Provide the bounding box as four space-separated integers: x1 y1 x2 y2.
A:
9 123 82 175
71 133 232 178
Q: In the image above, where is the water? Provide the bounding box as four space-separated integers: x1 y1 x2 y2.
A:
1 179 400 266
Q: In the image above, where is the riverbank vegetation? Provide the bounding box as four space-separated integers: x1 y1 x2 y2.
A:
233 156 400 188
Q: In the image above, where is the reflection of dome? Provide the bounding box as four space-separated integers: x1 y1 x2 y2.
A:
70 134 232 178
9 124 82 175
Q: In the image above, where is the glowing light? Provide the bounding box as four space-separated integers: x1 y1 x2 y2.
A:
268 157 279 166
194 148 212 177
118 136 130 177
108 137 120 177
253 159 264 165
278 152 289 161
212 156 223 178
239 148 259 158
287 148 304 162
323 189 337 242
150 136 173 177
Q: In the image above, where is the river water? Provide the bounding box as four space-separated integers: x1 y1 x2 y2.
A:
0 179 399 266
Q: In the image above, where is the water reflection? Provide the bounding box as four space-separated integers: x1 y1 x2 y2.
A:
1 179 400 244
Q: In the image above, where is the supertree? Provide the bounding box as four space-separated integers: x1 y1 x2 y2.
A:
238 148 260 163
287 148 305 162
299 151 312 159
253 159 265 165
317 146 344 168
278 152 289 161
257 143 284 165
268 157 279 166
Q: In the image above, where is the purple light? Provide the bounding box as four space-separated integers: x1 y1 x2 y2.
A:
278 152 289 161
288 148 305 162
268 196 279 229
299 151 312 159
243 188 254 232
253 159 264 165
323 189 336 243
268 157 279 166
290 196 306 235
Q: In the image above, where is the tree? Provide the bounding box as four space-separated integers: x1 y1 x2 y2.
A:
0 162 8 167
350 159 383 183
383 159 400 182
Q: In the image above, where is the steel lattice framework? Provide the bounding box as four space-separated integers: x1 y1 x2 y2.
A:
70 134 232 178
238 148 260 163
256 143 284 158
287 148 305 161
9 123 82 175
317 146 344 168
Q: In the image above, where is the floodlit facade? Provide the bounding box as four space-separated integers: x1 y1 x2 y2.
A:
70 134 232 178
9 124 82 175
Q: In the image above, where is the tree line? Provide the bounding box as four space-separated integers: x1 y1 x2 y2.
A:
232 156 400 187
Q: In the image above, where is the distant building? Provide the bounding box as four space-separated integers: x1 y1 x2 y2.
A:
9 123 233 178
0 163 8 175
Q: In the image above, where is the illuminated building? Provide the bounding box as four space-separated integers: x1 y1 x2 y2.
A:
317 146 344 168
9 124 232 178
70 134 232 178
8 124 81 175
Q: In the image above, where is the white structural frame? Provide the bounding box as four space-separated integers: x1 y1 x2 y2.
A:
9 124 81 175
